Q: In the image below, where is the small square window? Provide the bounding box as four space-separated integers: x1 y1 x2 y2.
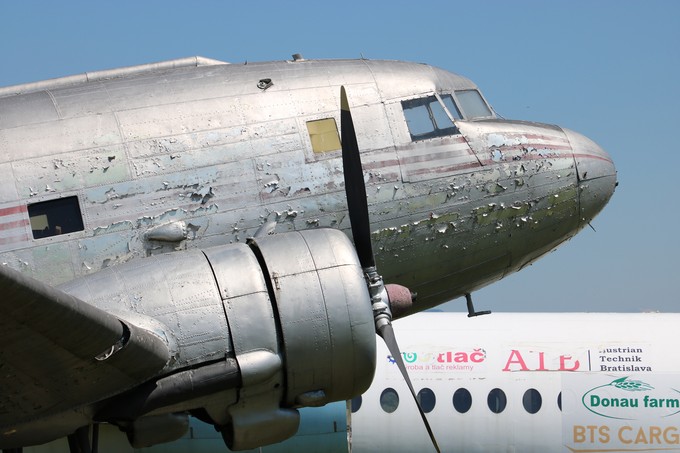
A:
28 196 84 239
307 118 341 153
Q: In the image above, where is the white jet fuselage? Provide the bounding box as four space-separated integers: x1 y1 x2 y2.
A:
351 312 680 452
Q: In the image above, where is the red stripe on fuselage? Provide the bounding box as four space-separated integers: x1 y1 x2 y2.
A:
0 205 27 217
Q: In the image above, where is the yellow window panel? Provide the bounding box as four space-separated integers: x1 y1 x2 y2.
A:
307 118 341 153
30 214 49 231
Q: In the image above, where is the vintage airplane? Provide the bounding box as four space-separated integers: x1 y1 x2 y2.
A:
24 311 678 453
0 55 616 452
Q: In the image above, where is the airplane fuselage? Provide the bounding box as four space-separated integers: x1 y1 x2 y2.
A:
0 56 617 451
0 57 616 312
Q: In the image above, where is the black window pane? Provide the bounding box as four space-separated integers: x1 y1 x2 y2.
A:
351 396 362 413
417 388 436 413
487 388 507 414
28 196 84 239
453 388 472 413
558 392 562 411
522 388 542 414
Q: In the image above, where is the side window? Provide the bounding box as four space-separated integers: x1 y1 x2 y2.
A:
557 392 562 411
416 388 436 413
487 388 507 414
380 388 400 413
307 118 341 153
351 396 362 413
522 388 542 414
456 90 493 119
28 196 84 239
402 95 460 141
452 388 472 413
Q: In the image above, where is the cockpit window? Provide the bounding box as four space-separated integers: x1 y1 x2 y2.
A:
455 90 493 119
402 94 460 141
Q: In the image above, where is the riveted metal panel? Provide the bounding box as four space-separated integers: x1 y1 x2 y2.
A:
0 91 59 129
0 113 122 162
250 229 375 405
202 243 280 370
60 249 230 368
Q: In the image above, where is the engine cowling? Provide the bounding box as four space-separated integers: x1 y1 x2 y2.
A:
61 228 376 451
205 228 376 449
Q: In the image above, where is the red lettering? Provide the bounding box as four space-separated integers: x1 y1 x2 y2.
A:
560 354 580 371
470 351 485 363
454 352 468 363
503 349 528 371
537 351 547 371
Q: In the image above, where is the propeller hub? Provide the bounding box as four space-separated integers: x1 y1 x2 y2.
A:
385 284 414 320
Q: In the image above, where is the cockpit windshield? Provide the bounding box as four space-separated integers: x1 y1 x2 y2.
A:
402 94 461 141
401 90 494 141
455 90 493 119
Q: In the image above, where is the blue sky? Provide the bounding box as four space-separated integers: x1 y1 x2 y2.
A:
1 1 677 313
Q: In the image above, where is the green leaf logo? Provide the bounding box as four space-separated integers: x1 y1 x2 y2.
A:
610 376 654 392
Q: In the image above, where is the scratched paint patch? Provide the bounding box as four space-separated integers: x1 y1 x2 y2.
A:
11 145 129 197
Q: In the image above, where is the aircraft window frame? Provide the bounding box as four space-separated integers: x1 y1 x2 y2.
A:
522 388 542 414
401 94 461 141
487 388 507 414
28 195 84 240
380 388 400 413
416 388 436 414
439 94 463 121
452 388 472 413
455 89 493 119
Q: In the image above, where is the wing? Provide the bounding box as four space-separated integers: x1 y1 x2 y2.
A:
0 265 171 441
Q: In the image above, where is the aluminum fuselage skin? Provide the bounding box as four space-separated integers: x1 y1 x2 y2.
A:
0 57 616 311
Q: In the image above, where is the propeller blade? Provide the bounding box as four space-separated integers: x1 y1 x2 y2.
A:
378 322 441 453
340 86 375 270
341 86 434 449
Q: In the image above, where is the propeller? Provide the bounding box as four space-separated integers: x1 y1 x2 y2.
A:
340 87 441 453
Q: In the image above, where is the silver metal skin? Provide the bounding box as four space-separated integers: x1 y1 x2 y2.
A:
0 56 616 450
1 229 375 450
0 57 616 310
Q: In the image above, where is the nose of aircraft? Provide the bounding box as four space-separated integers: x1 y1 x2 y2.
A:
563 128 617 227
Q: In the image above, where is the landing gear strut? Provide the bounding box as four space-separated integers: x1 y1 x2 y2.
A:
67 424 98 453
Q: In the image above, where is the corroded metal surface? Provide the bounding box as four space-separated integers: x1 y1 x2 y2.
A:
0 56 616 311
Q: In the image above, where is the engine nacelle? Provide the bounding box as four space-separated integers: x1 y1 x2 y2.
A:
62 228 376 451
205 229 376 449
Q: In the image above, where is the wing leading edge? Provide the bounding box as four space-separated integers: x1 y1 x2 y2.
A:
0 265 172 447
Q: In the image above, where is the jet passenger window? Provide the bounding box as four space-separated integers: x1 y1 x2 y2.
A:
487 388 507 414
402 95 460 141
522 388 542 414
351 396 362 413
453 388 472 413
417 388 436 413
380 388 400 413
455 90 493 119
28 196 84 239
